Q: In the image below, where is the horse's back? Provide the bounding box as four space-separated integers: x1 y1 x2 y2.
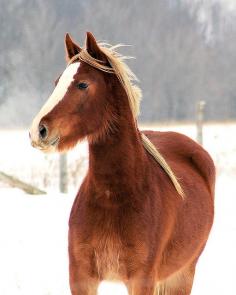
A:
143 130 215 196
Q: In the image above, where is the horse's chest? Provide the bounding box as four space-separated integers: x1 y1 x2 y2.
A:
93 234 125 280
70 200 148 280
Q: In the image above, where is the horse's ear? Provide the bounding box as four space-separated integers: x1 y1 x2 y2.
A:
65 33 82 62
86 32 109 64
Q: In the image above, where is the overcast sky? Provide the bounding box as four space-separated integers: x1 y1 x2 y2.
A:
205 0 236 11
185 0 236 11
221 0 236 10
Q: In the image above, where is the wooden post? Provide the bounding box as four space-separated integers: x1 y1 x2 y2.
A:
196 100 206 145
59 153 68 193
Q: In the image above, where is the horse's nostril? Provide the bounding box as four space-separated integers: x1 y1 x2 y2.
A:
39 124 48 140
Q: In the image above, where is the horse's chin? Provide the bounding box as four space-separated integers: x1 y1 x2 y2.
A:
42 146 58 153
33 144 58 154
57 138 81 153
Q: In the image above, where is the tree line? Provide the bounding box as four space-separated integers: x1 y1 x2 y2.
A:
0 0 235 127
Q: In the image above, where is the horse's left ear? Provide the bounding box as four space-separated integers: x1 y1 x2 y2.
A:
86 32 109 64
65 33 82 62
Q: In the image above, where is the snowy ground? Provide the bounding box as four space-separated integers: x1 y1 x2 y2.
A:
0 122 235 294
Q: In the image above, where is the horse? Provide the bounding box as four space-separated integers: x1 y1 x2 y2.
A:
29 32 215 295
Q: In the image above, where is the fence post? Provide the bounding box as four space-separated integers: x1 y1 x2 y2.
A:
196 100 206 145
59 153 68 193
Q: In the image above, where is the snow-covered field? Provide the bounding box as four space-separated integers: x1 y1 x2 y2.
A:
0 122 235 294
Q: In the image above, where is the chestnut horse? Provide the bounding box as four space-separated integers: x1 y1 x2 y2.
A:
30 32 215 295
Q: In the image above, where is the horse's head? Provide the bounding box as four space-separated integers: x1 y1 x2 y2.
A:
29 32 184 197
30 32 126 152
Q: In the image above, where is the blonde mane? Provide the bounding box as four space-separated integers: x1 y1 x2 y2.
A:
68 44 141 120
68 44 184 198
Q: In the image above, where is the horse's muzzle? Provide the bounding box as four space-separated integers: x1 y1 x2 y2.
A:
29 125 60 152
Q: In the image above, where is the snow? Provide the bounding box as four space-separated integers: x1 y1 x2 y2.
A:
0 122 235 294
0 129 88 191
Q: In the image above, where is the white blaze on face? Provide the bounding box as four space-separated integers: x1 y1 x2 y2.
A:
30 62 80 142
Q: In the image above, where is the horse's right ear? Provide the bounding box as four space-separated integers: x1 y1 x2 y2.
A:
65 33 82 62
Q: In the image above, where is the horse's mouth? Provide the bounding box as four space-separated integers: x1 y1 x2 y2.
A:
31 136 60 151
49 136 60 147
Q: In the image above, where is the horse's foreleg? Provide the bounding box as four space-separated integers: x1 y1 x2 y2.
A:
69 250 99 295
155 262 197 295
69 228 100 295
69 266 99 295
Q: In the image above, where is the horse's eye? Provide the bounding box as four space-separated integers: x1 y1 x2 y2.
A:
76 82 88 90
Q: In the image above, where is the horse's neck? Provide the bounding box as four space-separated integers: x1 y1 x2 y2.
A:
87 119 147 194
